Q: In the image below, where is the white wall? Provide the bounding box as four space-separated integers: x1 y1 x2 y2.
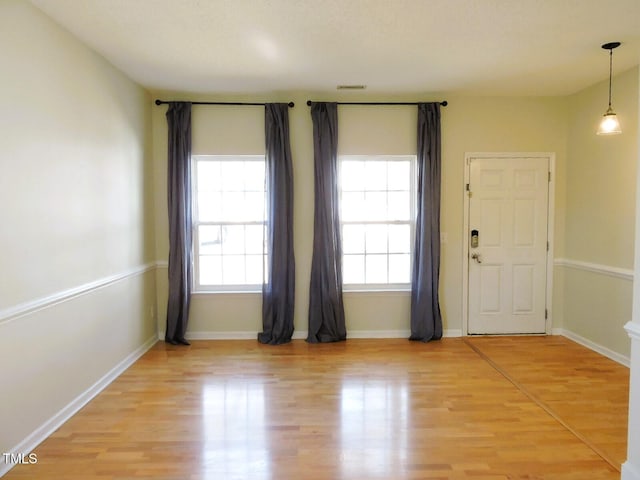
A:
0 0 156 465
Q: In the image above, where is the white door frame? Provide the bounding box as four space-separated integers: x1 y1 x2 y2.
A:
462 152 556 336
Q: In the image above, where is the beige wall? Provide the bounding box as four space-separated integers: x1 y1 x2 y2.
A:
441 96 568 332
566 67 638 268
560 66 639 358
151 92 568 337
0 0 156 456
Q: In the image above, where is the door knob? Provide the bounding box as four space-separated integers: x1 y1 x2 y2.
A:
471 253 482 264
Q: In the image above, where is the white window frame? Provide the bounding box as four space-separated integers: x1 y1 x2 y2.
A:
339 154 417 292
192 154 266 293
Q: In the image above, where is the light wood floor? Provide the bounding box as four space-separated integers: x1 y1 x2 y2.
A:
4 336 629 479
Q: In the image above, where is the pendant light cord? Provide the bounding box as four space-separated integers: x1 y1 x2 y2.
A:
608 48 613 108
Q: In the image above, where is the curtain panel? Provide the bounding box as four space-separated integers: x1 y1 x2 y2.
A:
259 103 296 345
410 102 443 342
307 102 347 343
165 102 193 345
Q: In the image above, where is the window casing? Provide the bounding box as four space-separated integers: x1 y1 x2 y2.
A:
192 155 266 292
339 155 416 291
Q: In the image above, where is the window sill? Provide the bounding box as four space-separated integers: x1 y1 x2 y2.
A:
343 288 411 295
192 290 262 296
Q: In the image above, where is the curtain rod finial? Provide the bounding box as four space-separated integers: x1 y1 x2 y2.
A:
441 101 448 107
155 99 162 105
288 102 295 108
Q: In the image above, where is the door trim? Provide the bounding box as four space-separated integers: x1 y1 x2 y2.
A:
462 152 556 336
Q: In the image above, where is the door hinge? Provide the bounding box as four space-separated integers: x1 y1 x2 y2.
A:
466 183 472 197
548 171 551 182
547 241 549 251
545 309 548 320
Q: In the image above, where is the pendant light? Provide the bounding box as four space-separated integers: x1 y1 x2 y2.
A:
597 42 622 135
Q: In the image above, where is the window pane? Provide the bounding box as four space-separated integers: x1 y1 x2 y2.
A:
341 191 365 221
197 191 222 222
342 224 365 254
365 224 387 253
364 191 387 221
200 255 222 285
388 191 410 221
388 161 410 191
221 161 245 191
199 225 222 255
388 224 410 253
222 225 245 254
193 156 267 290
245 161 265 191
338 155 415 289
221 192 244 221
341 160 365 191
244 192 265 222
222 255 245 284
197 161 222 192
389 254 410 283
365 254 387 283
245 225 265 254
364 161 386 190
245 254 264 284
343 254 365 284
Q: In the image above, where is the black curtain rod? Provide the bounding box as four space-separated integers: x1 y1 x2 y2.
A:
155 99 294 107
305 100 447 107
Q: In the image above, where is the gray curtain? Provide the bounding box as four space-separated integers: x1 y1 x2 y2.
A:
165 102 193 345
410 102 443 342
307 102 346 343
259 104 296 345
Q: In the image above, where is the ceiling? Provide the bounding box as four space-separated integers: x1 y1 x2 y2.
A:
30 0 640 97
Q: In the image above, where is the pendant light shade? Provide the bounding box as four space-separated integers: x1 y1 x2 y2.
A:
598 107 622 135
597 42 622 135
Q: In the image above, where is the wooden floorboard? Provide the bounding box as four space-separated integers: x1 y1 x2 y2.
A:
464 335 629 470
3 337 627 479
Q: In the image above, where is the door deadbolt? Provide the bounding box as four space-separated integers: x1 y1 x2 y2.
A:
471 229 479 248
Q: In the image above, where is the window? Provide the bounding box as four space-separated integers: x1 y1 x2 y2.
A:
339 155 416 290
193 155 266 291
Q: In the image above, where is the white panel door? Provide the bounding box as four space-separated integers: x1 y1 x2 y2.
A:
467 157 549 334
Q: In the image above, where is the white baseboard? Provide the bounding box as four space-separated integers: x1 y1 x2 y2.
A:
0 335 158 478
176 329 462 341
292 330 308 340
350 330 409 339
622 461 640 480
443 329 463 338
188 331 258 340
554 328 630 367
163 331 294 341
